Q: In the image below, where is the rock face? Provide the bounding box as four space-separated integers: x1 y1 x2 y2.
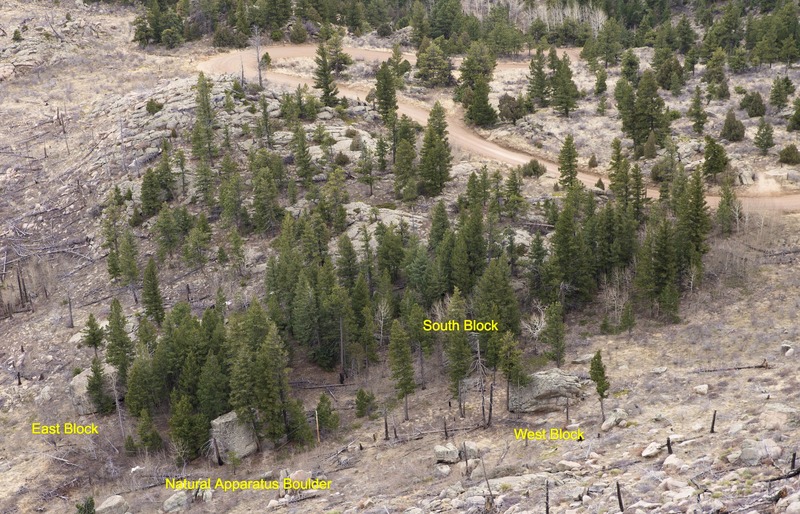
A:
508 369 582 413
96 495 129 514
210 411 258 462
434 443 460 464
601 408 628 431
69 363 120 416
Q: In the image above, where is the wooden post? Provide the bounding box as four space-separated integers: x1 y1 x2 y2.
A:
186 284 191 303
545 479 550 514
616 481 624 512
315 409 321 444
710 410 717 434
67 296 74 328
666 436 673 455
792 452 796 470
17 372 21 386
384 408 389 441
393 426 398 440
444 418 448 440
487 383 493 427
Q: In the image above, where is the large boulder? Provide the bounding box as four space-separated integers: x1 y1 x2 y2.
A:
69 363 120 416
210 411 258 462
434 443 460 464
96 495 129 514
163 491 190 512
508 369 581 413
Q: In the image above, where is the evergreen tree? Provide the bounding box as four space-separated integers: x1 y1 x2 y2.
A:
542 302 565 367
428 200 450 251
740 91 766 118
376 136 388 171
558 134 579 189
314 41 339 107
336 234 360 290
142 258 165 325
446 288 471 414
418 102 452 196
375 61 398 125
191 72 216 162
621 49 640 86
118 229 139 288
106 298 133 384
81 313 105 357
474 258 520 367
754 117 775 155
769 76 790 110
126 350 158 417
466 76 497 126
687 86 707 134
292 125 314 183
154 207 179 260
415 40 453 87
716 177 741 236
76 497 95 514
168 392 207 462
456 40 497 105
228 344 259 429
720 109 745 141
197 352 229 422
504 168 527 219
527 47 550 108
394 138 417 199
551 55 579 117
595 68 607 94
632 70 668 150
389 319 415 421
614 77 635 136
316 393 340 434
702 136 729 181
498 331 527 410
137 408 163 452
787 99 800 132
589 350 610 421
87 357 115 414
327 28 353 77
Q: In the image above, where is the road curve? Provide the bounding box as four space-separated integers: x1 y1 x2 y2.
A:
198 45 800 213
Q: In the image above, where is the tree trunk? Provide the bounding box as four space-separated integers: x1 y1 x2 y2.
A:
67 296 74 328
600 397 605 422
404 394 409 421
418 343 426 390
339 316 345 378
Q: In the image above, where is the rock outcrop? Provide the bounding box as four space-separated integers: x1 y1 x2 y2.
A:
69 363 120 416
508 369 582 413
210 411 258 463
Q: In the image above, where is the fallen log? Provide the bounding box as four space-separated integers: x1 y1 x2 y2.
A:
692 360 769 373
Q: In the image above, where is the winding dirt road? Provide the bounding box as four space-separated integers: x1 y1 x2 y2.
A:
199 45 800 213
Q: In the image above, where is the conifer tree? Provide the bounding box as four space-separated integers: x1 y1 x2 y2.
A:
191 72 216 162
614 77 635 136
788 99 800 132
716 177 741 236
558 134 579 189
81 313 105 357
87 357 115 414
375 61 398 125
394 139 417 199
498 331 526 410
118 230 139 288
456 40 496 105
126 350 157 417
632 70 668 149
389 319 415 421
446 288 471 415
142 258 165 325
169 392 207 462
336 234 360 290
702 136 729 181
720 109 745 141
474 258 520 367
228 344 259 429
106 298 133 384
589 350 610 421
428 200 450 251
314 41 339 107
415 40 453 87
292 125 314 183
418 102 452 196
137 408 163 452
466 76 497 126
504 169 526 219
769 76 790 111
357 146 376 196
542 301 565 367
316 394 340 434
376 136 388 171
687 86 707 134
527 47 549 108
551 55 579 117
76 497 95 514
154 207 179 261
754 117 774 155
197 352 229 422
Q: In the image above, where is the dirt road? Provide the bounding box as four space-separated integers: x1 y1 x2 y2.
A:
199 45 800 213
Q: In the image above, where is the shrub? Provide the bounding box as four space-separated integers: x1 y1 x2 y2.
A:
517 159 547 178
12 29 22 42
720 110 745 141
289 23 308 44
739 91 765 118
334 152 350 166
344 127 358 138
349 133 363 151
146 98 163 115
377 23 393 37
213 25 247 48
271 29 283 42
778 144 800 164
588 154 598 168
161 28 183 49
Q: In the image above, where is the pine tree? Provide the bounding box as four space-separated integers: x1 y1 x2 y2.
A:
788 99 800 132
356 146 376 196
527 47 550 108
87 357 115 414
589 350 610 421
498 331 527 410
415 40 453 87
197 352 229 422
558 134 579 189
168 392 207 462
126 350 157 417
542 301 565 367
314 41 339 107
81 313 105 357
474 258 520 367
456 40 497 105
504 168 527 218
142 258 165 325
138 408 163 452
687 86 707 134
702 136 729 181
118 230 139 288
376 136 388 171
375 61 398 125
632 70 668 150
446 288 471 414
595 67 607 94
769 76 790 110
754 117 774 155
614 77 635 136
105 299 133 384
316 393 340 435
389 320 416 421
191 72 216 162
551 55 579 117
618 302 635 334
466 76 497 126
394 138 417 199
327 28 352 77
418 102 452 196
716 177 741 236
76 497 95 514
720 109 745 141
292 125 314 183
